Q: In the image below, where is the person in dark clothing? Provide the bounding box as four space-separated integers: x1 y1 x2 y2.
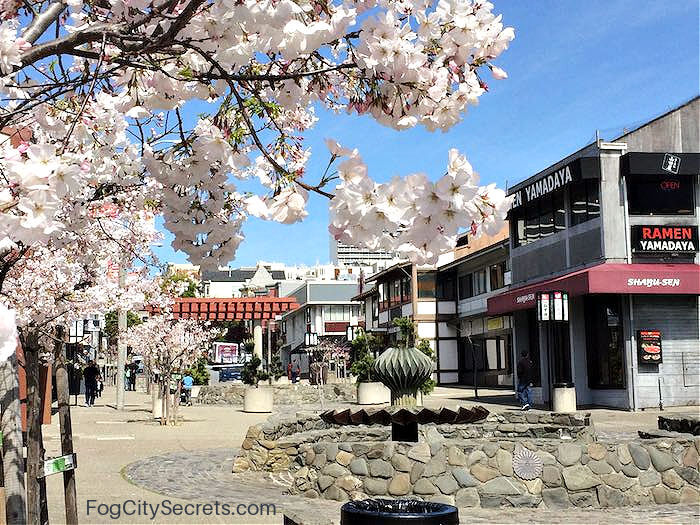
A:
83 361 100 407
516 351 533 410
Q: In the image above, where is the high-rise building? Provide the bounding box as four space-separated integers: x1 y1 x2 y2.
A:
329 238 403 267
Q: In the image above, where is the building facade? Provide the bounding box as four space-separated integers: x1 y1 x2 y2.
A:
279 281 362 375
488 97 700 410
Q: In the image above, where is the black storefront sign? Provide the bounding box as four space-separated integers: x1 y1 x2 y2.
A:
631 225 698 253
622 152 700 176
637 330 662 364
509 157 599 209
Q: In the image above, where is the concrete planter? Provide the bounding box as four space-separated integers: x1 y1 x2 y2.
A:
357 382 390 405
275 377 290 385
243 386 273 413
152 392 163 419
553 385 577 413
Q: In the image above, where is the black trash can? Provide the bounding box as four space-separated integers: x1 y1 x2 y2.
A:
340 499 459 525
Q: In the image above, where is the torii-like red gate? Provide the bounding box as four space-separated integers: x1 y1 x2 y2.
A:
169 297 299 323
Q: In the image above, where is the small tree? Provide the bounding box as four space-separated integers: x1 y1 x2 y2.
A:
185 356 210 386
393 317 436 396
349 330 380 382
241 356 269 387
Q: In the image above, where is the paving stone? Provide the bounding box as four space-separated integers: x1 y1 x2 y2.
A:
312 453 327 468
414 478 438 495
661 469 684 489
388 473 411 496
537 450 557 465
598 485 624 507
541 487 571 509
410 462 425 483
369 459 394 478
628 443 651 470
621 462 639 477
617 444 632 465
523 478 542 495
322 463 349 478
455 487 480 507
562 466 601 491
428 494 455 505
483 442 499 457
666 488 681 504
366 444 384 459
588 443 607 461
557 443 582 467
302 489 319 498
496 448 513 477
588 459 613 475
335 475 361 492
651 486 667 504
683 445 699 468
323 485 348 502
506 494 542 507
500 441 515 452
452 467 478 488
423 451 447 477
336 450 353 466
467 450 488 467
600 472 636 490
639 468 661 487
478 476 524 495
448 446 467 466
647 447 677 472
317 475 334 491
407 443 431 463
363 478 388 496
679 486 700 504
605 451 622 472
391 453 412 472
349 458 368 476
435 473 459 495
542 465 562 487
304 449 316 465
675 466 700 487
570 490 598 508
471 463 499 482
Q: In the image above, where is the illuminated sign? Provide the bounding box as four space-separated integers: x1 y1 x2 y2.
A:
632 225 698 253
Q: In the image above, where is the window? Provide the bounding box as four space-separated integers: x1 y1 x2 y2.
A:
458 274 473 299
473 269 487 295
305 307 311 323
327 305 352 321
389 279 401 307
627 174 695 215
512 190 567 247
371 295 378 321
437 273 455 300
401 276 411 302
569 180 600 225
489 262 506 291
417 273 435 299
585 296 625 389
378 282 389 311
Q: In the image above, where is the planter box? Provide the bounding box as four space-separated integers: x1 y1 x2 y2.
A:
357 382 391 405
243 386 273 413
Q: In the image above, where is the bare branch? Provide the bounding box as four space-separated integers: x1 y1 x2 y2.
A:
23 1 68 45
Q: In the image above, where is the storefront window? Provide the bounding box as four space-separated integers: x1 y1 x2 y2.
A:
527 310 542 386
512 190 567 247
458 274 473 299
437 272 455 300
585 296 625 389
489 262 506 290
473 269 487 295
417 273 435 299
569 180 600 225
627 174 695 215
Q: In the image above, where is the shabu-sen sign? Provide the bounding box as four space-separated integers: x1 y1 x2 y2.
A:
632 225 698 254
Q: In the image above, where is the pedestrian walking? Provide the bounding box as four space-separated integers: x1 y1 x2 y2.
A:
83 360 100 407
182 372 194 405
287 361 292 381
291 359 299 383
516 351 533 410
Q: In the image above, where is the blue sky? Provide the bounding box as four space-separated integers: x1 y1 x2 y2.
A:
154 0 700 269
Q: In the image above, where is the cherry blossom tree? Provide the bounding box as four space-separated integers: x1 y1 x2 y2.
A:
125 315 215 424
0 0 515 279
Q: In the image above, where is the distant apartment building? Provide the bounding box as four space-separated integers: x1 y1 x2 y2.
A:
329 238 404 268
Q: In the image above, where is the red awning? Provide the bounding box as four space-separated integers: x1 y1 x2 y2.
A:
487 263 700 315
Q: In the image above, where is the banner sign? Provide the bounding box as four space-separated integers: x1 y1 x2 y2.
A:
637 330 662 364
631 225 698 254
213 342 239 363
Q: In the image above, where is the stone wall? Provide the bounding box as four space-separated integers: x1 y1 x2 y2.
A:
197 383 356 405
232 412 700 508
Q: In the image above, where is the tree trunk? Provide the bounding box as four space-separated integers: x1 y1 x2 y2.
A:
172 383 180 426
160 380 167 426
24 331 48 525
53 327 77 525
0 354 26 525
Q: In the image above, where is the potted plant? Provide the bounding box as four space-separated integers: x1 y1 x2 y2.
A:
350 331 390 405
374 318 434 407
241 355 272 412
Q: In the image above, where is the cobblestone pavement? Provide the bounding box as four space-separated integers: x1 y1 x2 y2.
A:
124 448 700 524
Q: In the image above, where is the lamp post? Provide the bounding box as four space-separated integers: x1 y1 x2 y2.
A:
536 291 573 412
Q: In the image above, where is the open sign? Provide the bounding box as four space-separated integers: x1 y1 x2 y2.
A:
659 179 680 191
